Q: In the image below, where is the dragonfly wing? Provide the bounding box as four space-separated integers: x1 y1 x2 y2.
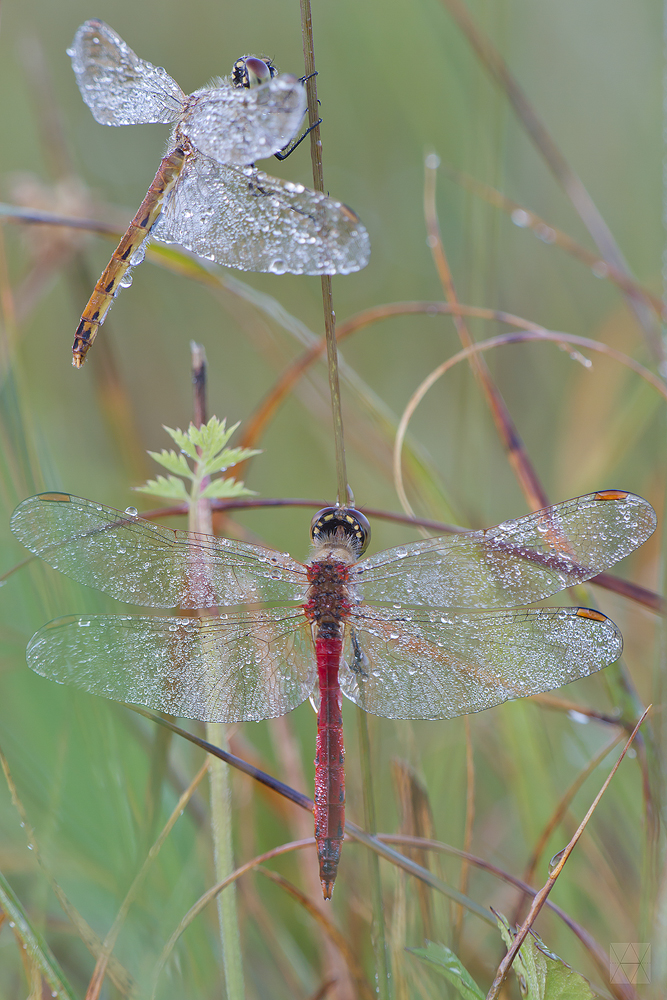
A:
69 20 184 125
356 492 656 609
27 609 315 722
180 76 307 165
340 606 622 720
10 493 308 608
153 156 370 275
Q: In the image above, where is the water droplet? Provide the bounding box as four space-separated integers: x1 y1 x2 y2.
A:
591 260 609 278
568 350 592 369
425 153 440 170
511 208 531 228
535 224 556 244
548 849 566 874
130 246 146 266
269 258 287 274
78 620 91 628
125 506 138 517
119 272 133 289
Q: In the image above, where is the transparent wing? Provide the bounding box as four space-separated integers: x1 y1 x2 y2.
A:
180 76 307 165
355 492 656 609
340 606 622 720
27 609 315 722
11 493 308 609
152 155 371 275
68 20 185 125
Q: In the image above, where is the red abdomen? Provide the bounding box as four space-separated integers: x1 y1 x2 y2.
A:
313 629 345 899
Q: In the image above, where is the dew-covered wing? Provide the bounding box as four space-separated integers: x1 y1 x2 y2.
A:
180 76 307 165
11 493 308 609
27 609 315 722
69 20 184 126
153 155 370 275
355 492 656 609
340 606 622 720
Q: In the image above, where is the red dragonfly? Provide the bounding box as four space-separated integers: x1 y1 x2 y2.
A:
11 490 655 897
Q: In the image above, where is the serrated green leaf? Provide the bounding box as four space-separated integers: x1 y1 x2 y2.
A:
134 475 190 502
199 478 257 500
0 867 77 1000
146 449 193 479
191 417 238 457
408 942 484 1000
200 447 260 478
164 424 200 461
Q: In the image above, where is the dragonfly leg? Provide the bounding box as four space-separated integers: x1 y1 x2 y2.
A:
274 117 323 161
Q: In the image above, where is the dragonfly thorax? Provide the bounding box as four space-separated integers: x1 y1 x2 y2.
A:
304 560 353 628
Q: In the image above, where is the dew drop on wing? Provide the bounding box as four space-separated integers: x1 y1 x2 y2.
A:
269 259 287 274
125 506 138 517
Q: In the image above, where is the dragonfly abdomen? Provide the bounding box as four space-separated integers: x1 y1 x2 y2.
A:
314 626 345 900
72 146 186 367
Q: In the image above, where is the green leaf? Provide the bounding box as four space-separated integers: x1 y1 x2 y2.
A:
200 446 261 478
147 449 193 479
134 475 190 502
0 867 77 1000
163 424 200 461
137 417 260 506
494 914 595 1000
199 478 257 500
538 954 596 1000
192 417 238 454
408 942 485 1000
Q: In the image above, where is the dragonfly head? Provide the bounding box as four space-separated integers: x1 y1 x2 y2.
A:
310 507 371 558
232 56 278 90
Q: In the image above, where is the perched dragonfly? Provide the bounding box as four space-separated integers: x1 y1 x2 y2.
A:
68 20 370 366
11 490 655 897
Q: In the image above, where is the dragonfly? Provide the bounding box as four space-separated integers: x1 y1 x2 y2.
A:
11 489 655 897
68 20 370 367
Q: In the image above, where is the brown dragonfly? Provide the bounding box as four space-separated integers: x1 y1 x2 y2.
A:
68 20 370 366
11 489 655 896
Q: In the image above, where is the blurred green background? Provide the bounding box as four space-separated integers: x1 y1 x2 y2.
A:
0 0 663 997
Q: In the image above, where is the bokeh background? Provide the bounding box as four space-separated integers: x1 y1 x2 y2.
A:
0 0 663 997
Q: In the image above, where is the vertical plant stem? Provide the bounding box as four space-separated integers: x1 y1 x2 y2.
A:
357 712 391 1000
299 0 348 504
189 342 244 1000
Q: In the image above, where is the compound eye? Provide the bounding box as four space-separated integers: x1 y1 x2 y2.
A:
231 56 273 89
351 510 371 555
310 507 371 555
